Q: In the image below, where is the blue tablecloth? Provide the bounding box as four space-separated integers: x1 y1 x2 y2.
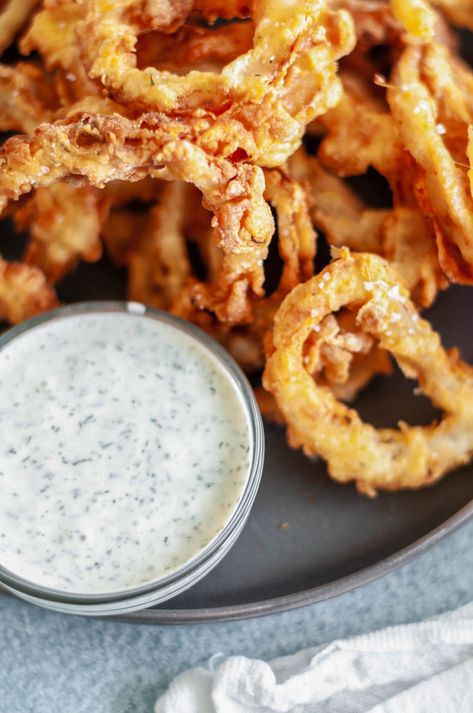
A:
1 519 472 713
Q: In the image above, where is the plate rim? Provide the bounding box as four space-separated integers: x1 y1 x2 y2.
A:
112 495 473 624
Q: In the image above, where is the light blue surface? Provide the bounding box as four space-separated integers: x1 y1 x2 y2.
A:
1 518 473 713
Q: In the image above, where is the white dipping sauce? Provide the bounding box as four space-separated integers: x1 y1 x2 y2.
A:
0 311 252 594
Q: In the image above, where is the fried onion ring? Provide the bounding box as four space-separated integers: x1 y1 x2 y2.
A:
20 0 100 104
127 182 193 309
431 0 473 30
317 71 401 186
0 258 58 324
0 0 41 55
391 0 437 41
135 20 255 73
80 0 355 164
264 249 473 495
388 43 473 282
301 308 392 402
0 63 56 134
119 166 315 370
289 151 446 307
0 111 275 322
14 183 104 283
101 209 147 267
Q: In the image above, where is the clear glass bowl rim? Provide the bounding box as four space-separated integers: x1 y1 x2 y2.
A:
0 300 265 611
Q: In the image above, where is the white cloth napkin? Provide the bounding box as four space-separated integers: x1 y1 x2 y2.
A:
155 602 473 712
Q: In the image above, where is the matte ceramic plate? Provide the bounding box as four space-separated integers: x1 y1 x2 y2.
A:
1 229 473 623
119 284 473 623
2 26 473 621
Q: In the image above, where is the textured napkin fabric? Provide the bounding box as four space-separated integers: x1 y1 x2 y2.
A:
155 602 473 712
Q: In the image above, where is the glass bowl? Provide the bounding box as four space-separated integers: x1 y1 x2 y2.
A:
0 301 265 615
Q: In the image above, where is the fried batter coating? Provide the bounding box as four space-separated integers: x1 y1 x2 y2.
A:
21 0 99 104
331 0 402 48
0 63 56 134
264 249 473 495
102 177 162 207
101 210 147 266
0 111 275 321
431 0 473 29
127 182 192 309
218 165 317 367
290 151 446 307
253 387 286 424
119 166 315 370
382 206 448 308
317 71 401 185
388 43 473 282
0 258 58 323
80 0 355 164
391 0 437 40
173 165 317 362
302 309 392 402
14 183 104 283
135 21 254 73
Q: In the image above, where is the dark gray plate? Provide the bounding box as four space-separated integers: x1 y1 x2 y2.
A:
116 284 473 623
2 241 471 623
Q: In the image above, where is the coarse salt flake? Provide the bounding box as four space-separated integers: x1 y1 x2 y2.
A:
387 285 405 301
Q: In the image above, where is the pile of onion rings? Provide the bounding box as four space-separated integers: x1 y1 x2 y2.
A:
1 0 473 494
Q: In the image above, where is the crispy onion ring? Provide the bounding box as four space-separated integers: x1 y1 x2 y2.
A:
211 164 317 366
331 0 402 48
0 0 41 55
0 258 58 323
135 21 255 73
0 111 274 320
115 166 315 370
391 0 437 41
264 249 473 495
20 0 99 104
431 0 473 30
14 183 104 283
0 63 56 134
101 209 147 266
127 181 194 309
300 308 392 402
317 71 401 186
289 151 446 307
388 43 473 282
80 0 354 163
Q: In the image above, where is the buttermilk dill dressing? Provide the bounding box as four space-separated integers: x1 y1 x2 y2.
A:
0 311 252 594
